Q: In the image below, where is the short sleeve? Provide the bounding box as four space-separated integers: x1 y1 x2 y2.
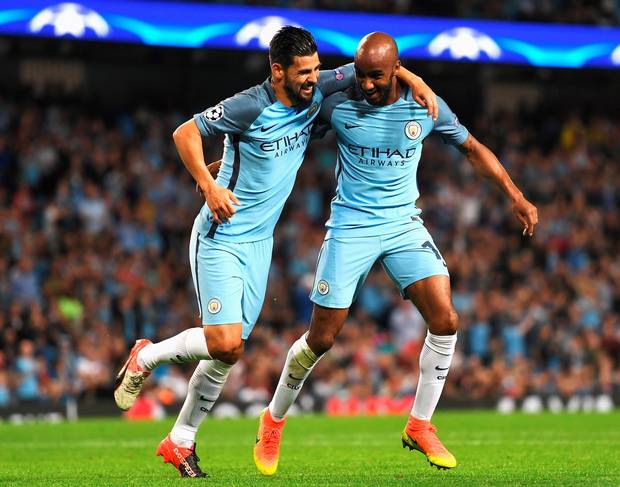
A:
193 92 262 138
316 63 355 98
432 96 469 147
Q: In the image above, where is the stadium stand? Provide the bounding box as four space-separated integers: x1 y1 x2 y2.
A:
0 93 618 412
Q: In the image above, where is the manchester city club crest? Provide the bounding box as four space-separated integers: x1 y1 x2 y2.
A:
405 120 422 140
207 298 222 314
317 279 329 295
307 102 319 119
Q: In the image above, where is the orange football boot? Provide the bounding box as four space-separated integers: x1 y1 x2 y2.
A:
401 416 457 469
156 434 207 478
253 408 286 476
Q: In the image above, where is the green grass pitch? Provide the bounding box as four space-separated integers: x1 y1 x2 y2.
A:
1 411 619 486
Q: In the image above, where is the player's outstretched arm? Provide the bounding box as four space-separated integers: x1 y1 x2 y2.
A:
459 134 538 237
397 67 438 121
172 120 238 224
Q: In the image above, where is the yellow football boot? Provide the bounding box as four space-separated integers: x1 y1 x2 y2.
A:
401 416 457 470
253 408 286 476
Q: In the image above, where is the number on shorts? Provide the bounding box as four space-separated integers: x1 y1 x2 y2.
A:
422 240 447 267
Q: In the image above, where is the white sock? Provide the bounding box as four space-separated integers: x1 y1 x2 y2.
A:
411 331 457 421
137 327 211 371
170 359 232 448
269 333 321 420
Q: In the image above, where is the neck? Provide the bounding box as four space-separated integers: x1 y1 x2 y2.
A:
272 79 295 107
381 77 401 106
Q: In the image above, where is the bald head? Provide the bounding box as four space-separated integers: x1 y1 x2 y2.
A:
354 32 401 106
355 32 399 66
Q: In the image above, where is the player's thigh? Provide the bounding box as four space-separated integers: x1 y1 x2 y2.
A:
310 236 380 309
380 226 449 297
192 233 244 327
240 237 273 339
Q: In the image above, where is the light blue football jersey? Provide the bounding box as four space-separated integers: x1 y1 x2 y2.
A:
192 64 354 242
317 86 469 238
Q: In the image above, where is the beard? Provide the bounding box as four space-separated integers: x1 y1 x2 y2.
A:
363 84 391 105
362 74 395 106
284 74 315 105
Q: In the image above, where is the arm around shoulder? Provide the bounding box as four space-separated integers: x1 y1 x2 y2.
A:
396 66 438 120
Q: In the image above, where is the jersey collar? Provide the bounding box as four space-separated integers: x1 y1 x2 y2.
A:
263 78 277 104
351 82 412 106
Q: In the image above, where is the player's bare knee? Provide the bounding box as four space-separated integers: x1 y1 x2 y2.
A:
307 305 347 355
218 344 244 365
211 340 244 364
428 309 459 335
307 330 336 356
446 309 459 334
203 325 244 364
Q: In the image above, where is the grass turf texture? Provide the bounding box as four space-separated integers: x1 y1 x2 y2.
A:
1 411 619 486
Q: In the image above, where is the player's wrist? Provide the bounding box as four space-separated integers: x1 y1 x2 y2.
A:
508 190 524 204
396 67 417 84
199 178 218 196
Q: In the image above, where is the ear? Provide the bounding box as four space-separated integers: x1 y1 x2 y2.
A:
393 59 401 75
271 63 285 82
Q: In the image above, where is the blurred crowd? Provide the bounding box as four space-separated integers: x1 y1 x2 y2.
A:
0 93 618 413
210 0 620 25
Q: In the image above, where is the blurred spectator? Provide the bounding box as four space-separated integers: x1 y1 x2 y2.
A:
10 256 40 306
0 96 618 412
15 339 40 400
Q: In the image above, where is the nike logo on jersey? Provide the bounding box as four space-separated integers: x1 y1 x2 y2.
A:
288 373 304 381
261 123 277 132
435 365 450 371
344 122 362 129
199 395 214 402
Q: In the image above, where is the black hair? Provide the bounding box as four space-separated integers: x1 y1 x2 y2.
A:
269 26 317 68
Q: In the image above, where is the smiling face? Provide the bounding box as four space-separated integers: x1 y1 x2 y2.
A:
268 26 320 107
354 56 400 105
354 32 401 106
272 52 321 105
